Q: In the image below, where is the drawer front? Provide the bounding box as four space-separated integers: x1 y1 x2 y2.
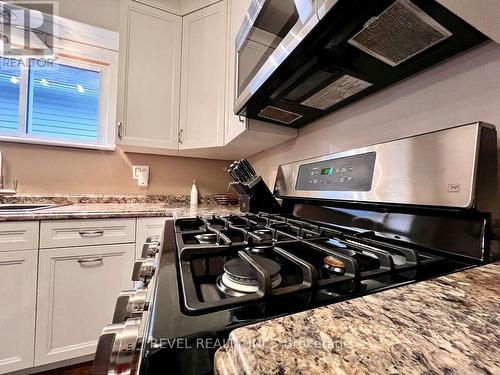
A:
40 219 136 249
0 221 39 252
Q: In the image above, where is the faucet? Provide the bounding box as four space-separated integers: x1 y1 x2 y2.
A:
0 151 18 195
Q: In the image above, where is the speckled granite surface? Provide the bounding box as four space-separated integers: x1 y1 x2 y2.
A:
214 262 500 375
0 195 241 221
0 194 218 205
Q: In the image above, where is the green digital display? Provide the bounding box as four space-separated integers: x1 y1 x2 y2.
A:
321 168 333 175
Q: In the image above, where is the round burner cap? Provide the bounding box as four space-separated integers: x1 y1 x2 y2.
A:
223 256 281 283
246 245 274 255
194 233 217 244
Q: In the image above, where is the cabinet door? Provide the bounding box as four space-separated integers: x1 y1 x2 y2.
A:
225 0 252 143
35 244 135 365
135 217 167 259
117 1 182 150
0 250 37 374
179 1 227 149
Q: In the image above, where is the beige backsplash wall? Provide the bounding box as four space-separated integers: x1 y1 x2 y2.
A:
249 41 500 213
0 0 232 197
0 142 231 196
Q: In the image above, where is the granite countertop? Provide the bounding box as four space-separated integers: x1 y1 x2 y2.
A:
0 195 241 221
215 262 500 375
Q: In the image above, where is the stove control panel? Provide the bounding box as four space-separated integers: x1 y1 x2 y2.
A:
296 152 376 191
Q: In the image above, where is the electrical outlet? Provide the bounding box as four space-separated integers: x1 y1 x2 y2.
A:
132 165 149 180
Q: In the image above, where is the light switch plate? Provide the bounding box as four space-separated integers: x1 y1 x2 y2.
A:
132 165 149 180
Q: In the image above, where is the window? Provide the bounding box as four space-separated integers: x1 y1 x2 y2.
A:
0 57 21 134
28 61 101 142
0 55 115 150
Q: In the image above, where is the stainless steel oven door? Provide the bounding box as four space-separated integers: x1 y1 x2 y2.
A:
234 0 319 114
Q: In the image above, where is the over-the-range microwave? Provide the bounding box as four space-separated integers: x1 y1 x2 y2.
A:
234 0 487 128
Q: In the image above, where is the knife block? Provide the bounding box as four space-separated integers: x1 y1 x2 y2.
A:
229 177 281 214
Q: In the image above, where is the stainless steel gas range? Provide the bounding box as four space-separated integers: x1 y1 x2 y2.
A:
93 122 497 375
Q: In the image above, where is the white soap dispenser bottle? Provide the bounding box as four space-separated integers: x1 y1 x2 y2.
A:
190 179 198 206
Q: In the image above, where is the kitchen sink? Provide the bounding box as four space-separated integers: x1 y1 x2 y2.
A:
0 204 61 214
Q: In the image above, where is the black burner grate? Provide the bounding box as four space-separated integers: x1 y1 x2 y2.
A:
175 213 446 314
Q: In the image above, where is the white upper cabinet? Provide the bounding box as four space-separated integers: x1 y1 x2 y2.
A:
179 1 227 149
118 0 297 158
117 1 182 152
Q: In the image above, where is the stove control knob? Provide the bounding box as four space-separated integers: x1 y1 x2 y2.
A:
145 235 160 243
92 318 141 375
132 258 155 284
112 288 148 324
141 241 160 258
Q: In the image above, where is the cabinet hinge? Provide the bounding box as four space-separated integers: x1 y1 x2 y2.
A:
117 122 123 139
178 128 183 144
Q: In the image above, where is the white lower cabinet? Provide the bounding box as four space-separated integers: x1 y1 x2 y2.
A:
34 243 135 365
135 217 167 259
0 250 37 374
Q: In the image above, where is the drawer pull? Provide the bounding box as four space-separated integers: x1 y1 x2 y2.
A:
78 229 104 237
77 257 104 264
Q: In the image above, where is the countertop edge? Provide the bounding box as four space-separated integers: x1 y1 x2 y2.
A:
214 262 500 375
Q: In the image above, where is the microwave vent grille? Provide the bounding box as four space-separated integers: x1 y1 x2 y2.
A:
258 106 303 124
301 74 372 110
348 0 452 67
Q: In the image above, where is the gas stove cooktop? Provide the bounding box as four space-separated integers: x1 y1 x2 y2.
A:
175 213 448 315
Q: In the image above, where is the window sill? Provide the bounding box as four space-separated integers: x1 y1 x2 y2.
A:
0 135 116 152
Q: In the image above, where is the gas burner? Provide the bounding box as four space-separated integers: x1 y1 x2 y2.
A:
245 245 274 255
216 256 282 297
253 228 273 238
194 233 217 244
323 255 346 275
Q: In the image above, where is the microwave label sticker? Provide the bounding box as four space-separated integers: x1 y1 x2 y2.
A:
448 184 461 193
301 75 372 110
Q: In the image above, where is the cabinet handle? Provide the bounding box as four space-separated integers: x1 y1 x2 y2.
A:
77 256 103 264
238 115 245 123
78 229 104 237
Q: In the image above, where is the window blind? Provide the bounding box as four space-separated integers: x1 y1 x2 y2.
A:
27 61 101 142
0 57 21 133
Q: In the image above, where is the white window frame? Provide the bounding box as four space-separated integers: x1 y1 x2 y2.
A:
0 19 118 151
